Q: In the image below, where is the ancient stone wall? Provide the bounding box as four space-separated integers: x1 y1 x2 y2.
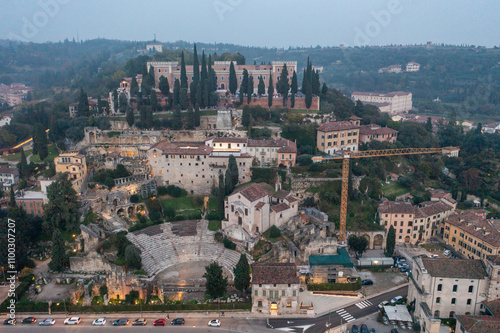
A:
69 251 112 272
243 96 320 110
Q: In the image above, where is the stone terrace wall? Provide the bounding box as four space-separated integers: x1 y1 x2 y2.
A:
243 96 320 110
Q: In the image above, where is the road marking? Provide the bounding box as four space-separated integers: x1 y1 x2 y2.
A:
355 300 373 309
336 308 355 322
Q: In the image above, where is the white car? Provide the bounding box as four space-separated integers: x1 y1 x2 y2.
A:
444 250 451 256
93 318 107 326
64 317 81 325
391 296 403 304
208 319 221 327
39 318 56 326
430 254 439 258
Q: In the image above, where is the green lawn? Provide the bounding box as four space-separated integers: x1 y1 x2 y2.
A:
160 196 216 210
289 109 319 114
30 145 59 163
208 220 221 231
381 181 409 200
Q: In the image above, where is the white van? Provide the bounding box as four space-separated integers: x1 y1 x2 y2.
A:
443 250 451 257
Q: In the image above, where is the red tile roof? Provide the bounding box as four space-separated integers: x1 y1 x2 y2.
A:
378 201 416 215
455 315 500 333
252 263 299 285
359 125 398 136
317 121 359 132
421 258 487 279
271 203 290 213
446 211 500 247
232 183 274 202
213 137 248 143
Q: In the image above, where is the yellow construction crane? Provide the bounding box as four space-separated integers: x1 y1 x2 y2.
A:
312 147 455 245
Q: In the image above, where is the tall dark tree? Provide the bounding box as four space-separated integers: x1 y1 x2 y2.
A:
233 253 250 292
312 70 321 96
204 79 211 107
186 107 195 130
9 187 15 207
229 61 237 95
125 244 142 270
112 89 118 113
239 80 245 104
218 173 225 219
321 82 328 97
192 44 200 82
194 103 201 127
181 51 188 90
347 235 368 259
140 63 152 94
180 88 189 109
267 72 274 109
257 75 265 96
247 76 254 104
19 148 28 179
228 155 239 186
77 88 89 117
49 229 68 272
386 225 396 256
126 108 135 127
159 76 170 96
203 261 228 299
33 123 48 160
277 64 290 107
224 168 233 195
290 91 295 108
291 71 298 94
118 94 128 113
145 106 154 128
172 106 182 130
304 78 313 110
150 91 158 111
173 79 180 107
196 82 203 108
425 117 433 132
130 76 139 97
43 173 80 232
241 69 249 98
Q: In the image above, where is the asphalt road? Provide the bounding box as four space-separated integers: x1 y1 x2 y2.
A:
1 316 273 332
268 285 408 333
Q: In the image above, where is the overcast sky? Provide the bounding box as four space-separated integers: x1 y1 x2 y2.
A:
0 0 498 47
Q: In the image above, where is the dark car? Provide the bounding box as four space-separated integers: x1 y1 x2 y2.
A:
390 329 399 333
22 317 37 324
361 324 369 333
171 318 185 325
112 318 129 326
362 279 373 285
352 324 359 333
369 329 376 333
3 318 16 325
154 319 166 326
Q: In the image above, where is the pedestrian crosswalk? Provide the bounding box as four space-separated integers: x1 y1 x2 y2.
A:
336 309 355 323
355 300 373 309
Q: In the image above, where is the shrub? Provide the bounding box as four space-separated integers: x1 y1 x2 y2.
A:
192 196 204 207
164 207 176 218
297 154 313 166
307 279 362 291
157 186 168 196
223 236 237 250
205 211 220 220
269 225 281 238
130 194 139 203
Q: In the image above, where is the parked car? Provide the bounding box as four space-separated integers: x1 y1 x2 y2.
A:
92 318 107 326
370 329 376 333
171 318 185 325
399 267 409 272
382 317 389 325
407 322 413 330
208 319 221 327
153 319 166 326
3 318 17 325
362 279 373 285
391 296 403 304
377 301 389 310
399 321 406 329
390 329 399 333
352 324 359 333
132 318 147 326
391 320 397 325
39 319 56 326
430 254 439 258
444 250 451 256
64 317 81 325
22 317 37 324
360 324 369 333
112 318 129 326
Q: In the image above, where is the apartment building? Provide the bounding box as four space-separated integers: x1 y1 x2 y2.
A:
54 152 87 193
351 91 412 114
358 124 399 144
316 117 360 155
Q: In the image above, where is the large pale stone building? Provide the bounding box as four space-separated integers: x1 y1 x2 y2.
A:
351 91 412 114
316 117 360 155
223 183 298 242
146 61 297 93
444 210 500 261
409 258 489 333
147 140 252 195
54 152 87 193
251 263 300 315
378 199 455 244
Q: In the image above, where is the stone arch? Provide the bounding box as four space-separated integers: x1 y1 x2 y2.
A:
361 234 370 245
136 204 145 213
117 208 125 216
89 132 96 144
373 234 384 248
128 206 135 217
220 83 225 90
113 199 118 206
404 236 411 243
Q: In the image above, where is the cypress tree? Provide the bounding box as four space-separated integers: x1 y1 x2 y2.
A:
312 70 320 96
196 81 203 107
194 103 201 127
247 76 253 104
278 64 289 107
201 51 207 107
301 69 307 93
204 80 210 107
49 229 68 272
34 123 48 160
305 78 313 110
180 51 188 90
290 91 295 108
180 88 189 110
291 71 298 94
139 106 147 127
9 186 15 207
113 89 118 113
173 79 180 107
239 81 245 105
159 76 170 96
386 225 396 256
321 82 328 97
224 168 233 195
186 107 195 130
229 61 237 95
145 106 154 128
19 148 28 179
193 44 200 82
126 108 135 127
218 174 225 219
150 91 158 111
228 155 239 186
77 88 89 117
267 72 274 109
241 69 249 97
130 76 139 96
172 106 182 130
257 75 265 96
233 253 250 292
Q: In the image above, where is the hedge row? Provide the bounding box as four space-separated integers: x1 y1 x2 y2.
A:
307 279 362 291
